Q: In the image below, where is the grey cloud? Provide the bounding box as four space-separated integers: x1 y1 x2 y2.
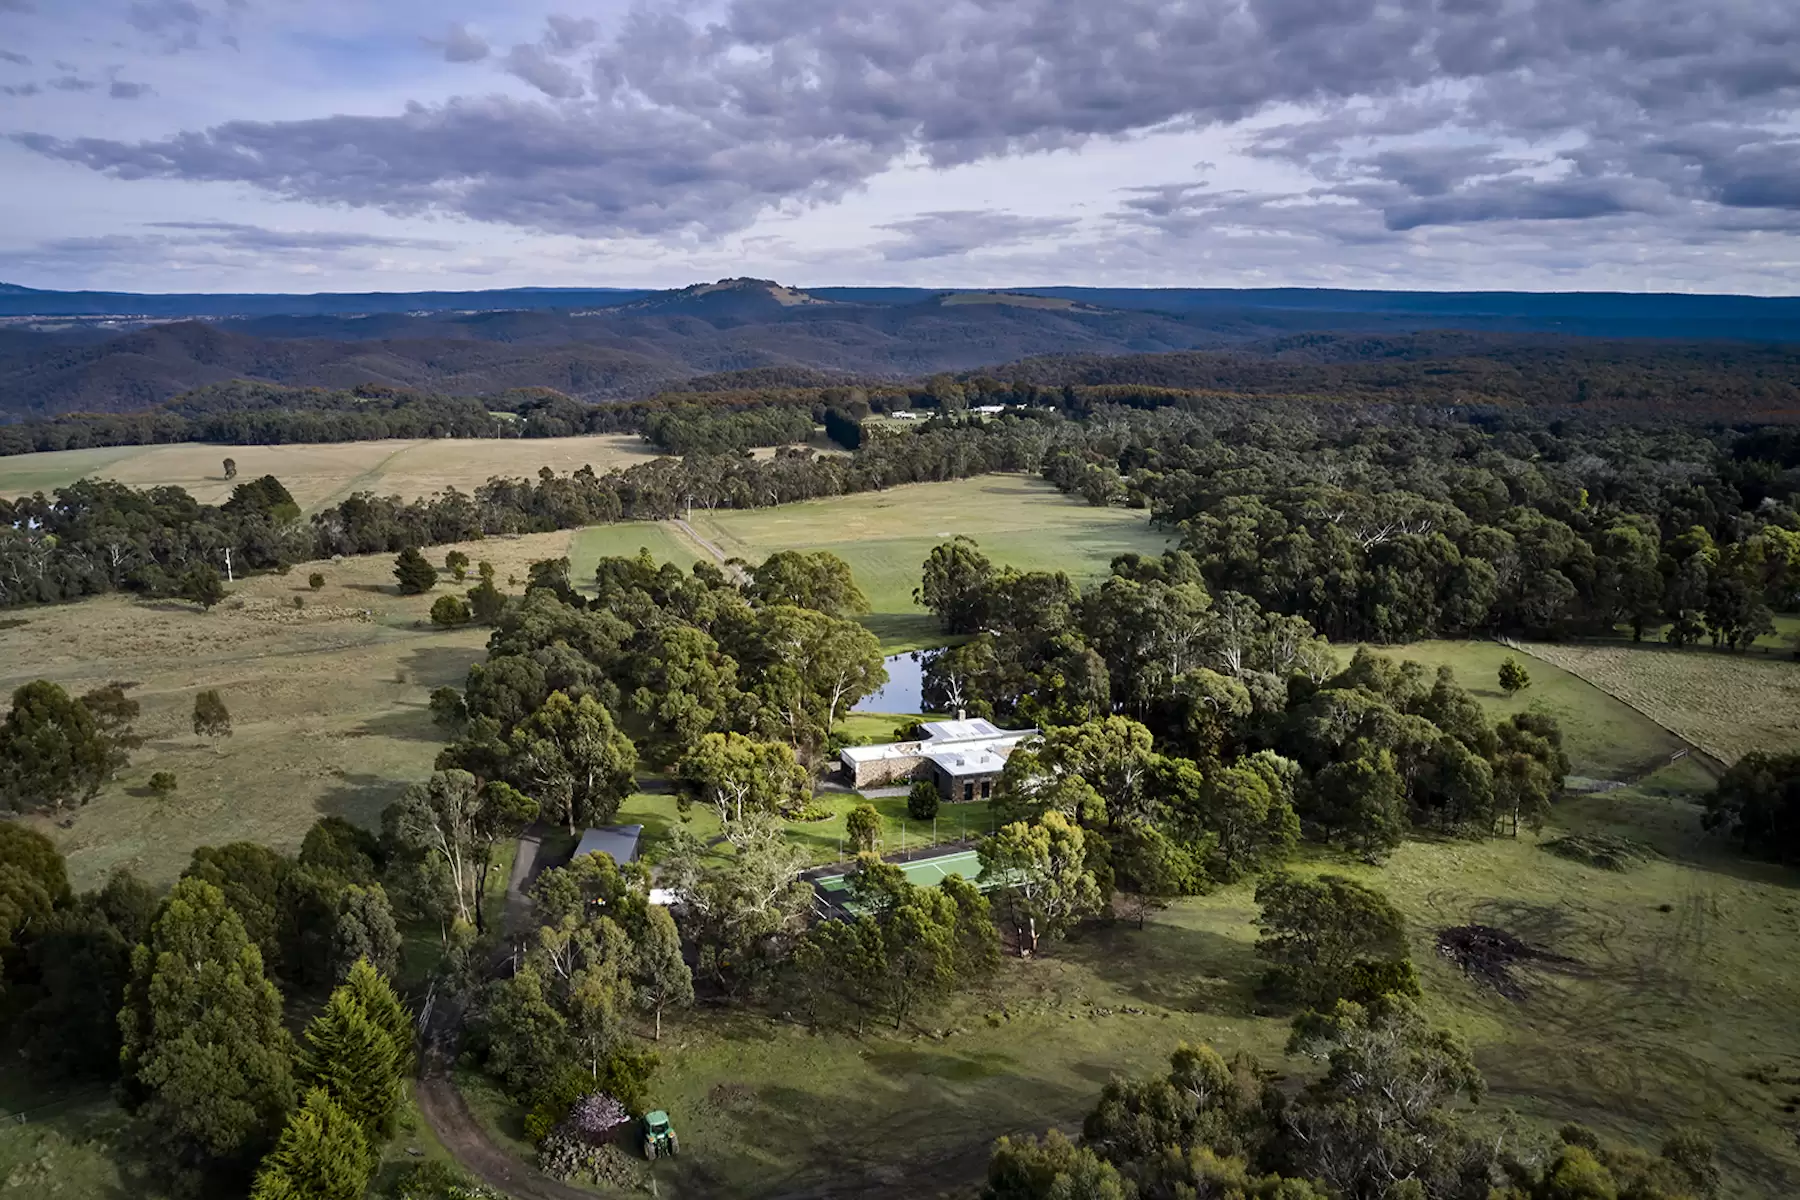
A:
0 0 35 11
875 210 1080 260
503 43 584 98
7 223 457 275
110 79 153 99
127 0 203 34
1 82 38 95
436 22 489 64
1382 176 1667 230
15 96 889 237
18 0 1800 245
49 74 97 92
544 15 599 53
0 50 29 66
143 220 456 251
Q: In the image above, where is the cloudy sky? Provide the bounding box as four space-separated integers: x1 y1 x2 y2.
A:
1 0 1797 294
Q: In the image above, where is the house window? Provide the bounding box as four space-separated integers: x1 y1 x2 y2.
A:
981 780 991 800
963 783 975 803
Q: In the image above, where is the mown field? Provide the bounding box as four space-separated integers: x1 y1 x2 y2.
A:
686 475 1174 648
0 434 668 512
1519 639 1800 764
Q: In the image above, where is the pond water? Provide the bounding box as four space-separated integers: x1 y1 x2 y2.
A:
854 650 937 714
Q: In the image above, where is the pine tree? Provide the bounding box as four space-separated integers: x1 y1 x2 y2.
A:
393 547 438 595
300 987 404 1142
250 1088 372 1200
119 878 295 1177
342 956 415 1069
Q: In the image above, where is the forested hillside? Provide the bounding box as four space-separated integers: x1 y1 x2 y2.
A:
4 278 1797 421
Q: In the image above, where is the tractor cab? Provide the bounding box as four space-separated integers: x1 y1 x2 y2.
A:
642 1109 679 1160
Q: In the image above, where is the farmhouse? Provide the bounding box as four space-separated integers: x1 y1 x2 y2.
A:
839 717 1038 802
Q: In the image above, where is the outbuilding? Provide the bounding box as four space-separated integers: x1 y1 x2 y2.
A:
573 824 644 864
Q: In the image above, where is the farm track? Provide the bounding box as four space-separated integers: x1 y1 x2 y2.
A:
307 440 426 513
413 1068 599 1200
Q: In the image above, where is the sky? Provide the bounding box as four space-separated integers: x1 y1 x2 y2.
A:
1 0 1797 295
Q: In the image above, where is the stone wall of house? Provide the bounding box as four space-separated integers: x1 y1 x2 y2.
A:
933 768 1004 803
851 753 926 788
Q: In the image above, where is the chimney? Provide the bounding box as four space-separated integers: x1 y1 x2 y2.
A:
957 708 966 721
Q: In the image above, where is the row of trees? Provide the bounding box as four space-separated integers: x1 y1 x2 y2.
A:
0 409 1053 609
641 403 816 455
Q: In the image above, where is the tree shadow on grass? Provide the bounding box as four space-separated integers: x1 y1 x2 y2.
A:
314 771 410 828
860 611 941 649
1059 919 1265 1017
726 1071 1094 1200
353 705 444 744
400 644 485 688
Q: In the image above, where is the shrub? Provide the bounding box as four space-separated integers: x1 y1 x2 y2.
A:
292 596 305 610
147 771 178 797
430 595 473 628
846 802 882 852
908 779 941 821
308 572 326 590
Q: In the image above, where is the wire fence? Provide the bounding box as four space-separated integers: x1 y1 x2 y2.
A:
0 1086 113 1127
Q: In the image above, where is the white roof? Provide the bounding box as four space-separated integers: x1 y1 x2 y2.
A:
926 747 1011 776
841 740 925 763
840 720 1036 773
919 718 1007 742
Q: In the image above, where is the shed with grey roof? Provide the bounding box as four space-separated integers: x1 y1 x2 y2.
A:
573 824 644 864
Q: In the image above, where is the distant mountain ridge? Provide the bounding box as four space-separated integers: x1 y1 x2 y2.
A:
2 276 1797 420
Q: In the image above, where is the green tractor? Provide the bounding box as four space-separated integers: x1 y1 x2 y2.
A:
642 1110 679 1161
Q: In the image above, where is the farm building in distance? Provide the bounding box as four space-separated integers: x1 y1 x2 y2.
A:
839 717 1037 802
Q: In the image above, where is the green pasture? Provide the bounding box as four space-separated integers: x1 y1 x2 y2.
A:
0 446 143 496
649 758 1800 1199
569 521 703 583
1370 639 1688 780
687 475 1173 650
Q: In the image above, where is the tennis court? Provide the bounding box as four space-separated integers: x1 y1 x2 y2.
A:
812 848 992 916
814 848 984 897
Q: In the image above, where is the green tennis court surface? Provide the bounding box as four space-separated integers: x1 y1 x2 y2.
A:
814 848 984 898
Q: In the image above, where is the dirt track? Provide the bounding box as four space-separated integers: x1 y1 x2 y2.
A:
414 1067 599 1200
